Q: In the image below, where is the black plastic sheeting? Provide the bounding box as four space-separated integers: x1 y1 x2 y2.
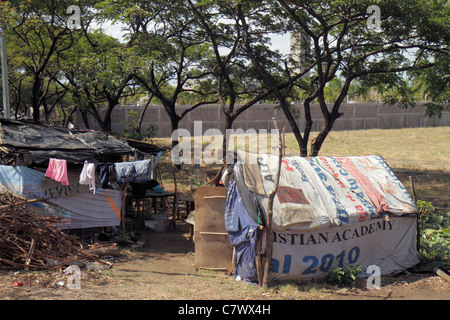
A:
0 119 161 164
125 138 165 155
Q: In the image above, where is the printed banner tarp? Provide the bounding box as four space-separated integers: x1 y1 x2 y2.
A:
0 165 121 229
231 153 419 281
253 154 417 231
271 216 419 280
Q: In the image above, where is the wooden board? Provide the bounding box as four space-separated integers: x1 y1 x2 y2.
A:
193 186 232 272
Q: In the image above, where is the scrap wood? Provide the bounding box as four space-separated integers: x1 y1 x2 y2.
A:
83 244 121 257
0 197 49 210
433 267 450 284
0 188 103 270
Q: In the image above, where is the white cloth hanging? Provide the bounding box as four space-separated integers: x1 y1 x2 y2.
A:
79 161 96 193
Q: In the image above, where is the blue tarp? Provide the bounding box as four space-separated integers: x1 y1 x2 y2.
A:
225 180 259 283
0 165 121 229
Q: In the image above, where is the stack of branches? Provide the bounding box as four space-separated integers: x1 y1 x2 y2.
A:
0 187 100 270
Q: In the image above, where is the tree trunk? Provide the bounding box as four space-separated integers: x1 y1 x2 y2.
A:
135 94 153 135
170 115 181 149
42 100 50 123
103 105 114 133
222 115 235 164
277 98 309 157
89 102 107 132
103 97 122 133
80 109 90 129
302 99 314 156
31 75 42 123
309 114 341 156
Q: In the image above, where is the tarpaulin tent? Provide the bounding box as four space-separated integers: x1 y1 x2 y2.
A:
0 119 162 165
224 152 419 282
0 165 122 229
0 119 164 229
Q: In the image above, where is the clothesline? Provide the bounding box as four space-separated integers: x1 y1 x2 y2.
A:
44 151 163 193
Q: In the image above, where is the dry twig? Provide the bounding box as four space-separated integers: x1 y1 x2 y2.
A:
0 187 99 270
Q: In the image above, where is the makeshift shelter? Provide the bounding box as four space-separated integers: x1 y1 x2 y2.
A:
0 119 163 229
0 119 138 165
223 152 419 282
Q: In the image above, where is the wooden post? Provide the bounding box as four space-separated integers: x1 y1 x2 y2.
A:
171 164 179 231
409 176 420 254
262 119 284 289
120 183 129 231
256 225 264 287
433 267 450 284
409 176 417 203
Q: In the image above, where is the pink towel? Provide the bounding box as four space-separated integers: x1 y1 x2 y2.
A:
45 158 69 186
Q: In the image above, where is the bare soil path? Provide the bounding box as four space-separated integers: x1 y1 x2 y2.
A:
1 223 448 301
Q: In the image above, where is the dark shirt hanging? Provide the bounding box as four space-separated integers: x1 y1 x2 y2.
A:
97 163 114 189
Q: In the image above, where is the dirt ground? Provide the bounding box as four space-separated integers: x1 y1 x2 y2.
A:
1 169 448 302
0 222 448 301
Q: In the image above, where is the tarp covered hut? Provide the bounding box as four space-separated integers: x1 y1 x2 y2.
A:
0 119 163 229
223 151 419 282
0 119 137 165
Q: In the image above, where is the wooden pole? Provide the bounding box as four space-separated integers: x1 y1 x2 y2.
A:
120 183 129 231
409 176 420 254
171 164 179 231
262 119 284 289
256 225 264 287
0 197 49 210
409 176 417 203
433 267 450 283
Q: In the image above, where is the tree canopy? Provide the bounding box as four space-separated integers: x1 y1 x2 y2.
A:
0 0 448 156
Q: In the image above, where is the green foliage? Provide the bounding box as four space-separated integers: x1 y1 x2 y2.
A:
1 0 448 147
326 265 363 287
117 110 158 140
188 174 208 189
418 201 450 268
116 230 136 245
417 200 435 217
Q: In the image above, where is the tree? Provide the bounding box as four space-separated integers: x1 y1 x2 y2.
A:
97 0 218 147
408 52 449 117
236 1 314 156
187 0 282 154
0 29 34 118
239 0 449 156
1 0 88 123
60 30 135 132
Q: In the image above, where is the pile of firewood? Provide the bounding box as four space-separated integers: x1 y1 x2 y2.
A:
0 187 99 270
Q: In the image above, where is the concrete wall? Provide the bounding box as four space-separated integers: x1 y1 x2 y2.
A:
73 102 450 137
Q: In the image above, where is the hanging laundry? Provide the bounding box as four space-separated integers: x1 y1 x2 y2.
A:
133 159 153 182
114 162 135 183
114 159 154 183
97 163 114 189
45 158 69 186
79 161 96 193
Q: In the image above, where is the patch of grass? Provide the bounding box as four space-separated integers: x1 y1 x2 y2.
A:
152 127 450 171
152 127 450 208
284 127 450 171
